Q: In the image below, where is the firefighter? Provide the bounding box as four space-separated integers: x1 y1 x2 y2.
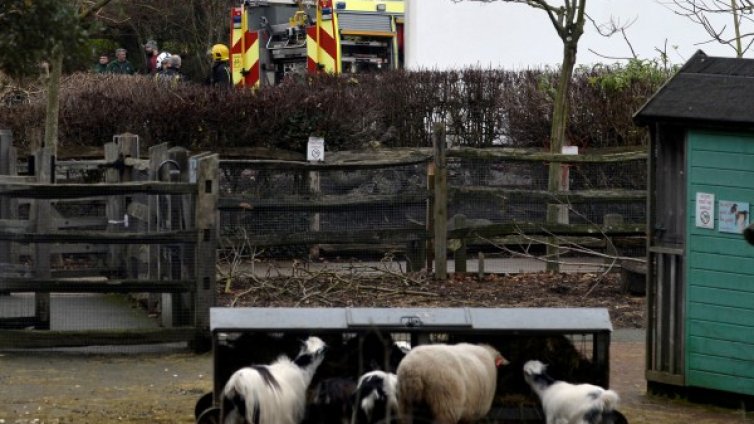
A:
207 44 231 87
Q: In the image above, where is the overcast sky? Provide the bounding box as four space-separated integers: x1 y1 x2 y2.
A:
405 0 747 69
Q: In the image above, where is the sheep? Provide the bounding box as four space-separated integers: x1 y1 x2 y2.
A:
353 370 399 424
221 336 327 424
396 343 508 424
523 360 628 424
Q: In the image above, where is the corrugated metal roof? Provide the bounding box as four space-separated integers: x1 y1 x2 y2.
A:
634 50 754 128
210 307 613 332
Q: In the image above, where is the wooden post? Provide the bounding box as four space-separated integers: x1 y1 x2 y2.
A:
546 154 572 272
104 136 137 276
405 238 426 272
0 130 14 272
308 170 321 260
148 143 169 319
167 147 190 327
33 147 54 329
453 214 467 273
426 161 435 272
477 252 485 280
433 124 448 281
193 154 219 351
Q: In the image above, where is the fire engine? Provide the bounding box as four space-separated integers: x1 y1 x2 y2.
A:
230 0 405 87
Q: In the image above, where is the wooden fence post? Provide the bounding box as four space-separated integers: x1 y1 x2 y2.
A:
168 147 190 327
453 214 468 273
105 135 139 276
193 154 218 351
0 130 15 273
433 124 448 281
33 147 54 329
426 161 435 272
148 143 169 318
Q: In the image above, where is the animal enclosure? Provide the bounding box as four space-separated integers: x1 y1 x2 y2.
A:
0 131 218 349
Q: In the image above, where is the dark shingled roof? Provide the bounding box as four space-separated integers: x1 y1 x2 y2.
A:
634 50 754 128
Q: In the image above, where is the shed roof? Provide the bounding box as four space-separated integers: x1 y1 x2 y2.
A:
634 50 754 128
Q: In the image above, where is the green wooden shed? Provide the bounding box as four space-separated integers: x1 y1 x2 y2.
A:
634 50 754 403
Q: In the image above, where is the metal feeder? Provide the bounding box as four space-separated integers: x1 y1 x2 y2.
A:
195 307 612 423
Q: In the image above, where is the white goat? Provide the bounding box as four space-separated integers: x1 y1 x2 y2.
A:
353 370 399 424
221 336 327 424
396 343 508 424
523 360 628 424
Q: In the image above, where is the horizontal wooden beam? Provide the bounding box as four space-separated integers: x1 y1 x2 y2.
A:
0 229 197 244
219 193 429 211
220 151 430 171
448 222 647 239
0 181 195 198
222 228 428 247
0 327 197 349
15 243 109 255
0 279 194 293
0 317 46 330
447 146 647 163
449 187 647 203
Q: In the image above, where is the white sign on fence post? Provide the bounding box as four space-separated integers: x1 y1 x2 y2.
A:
695 192 714 229
307 137 325 162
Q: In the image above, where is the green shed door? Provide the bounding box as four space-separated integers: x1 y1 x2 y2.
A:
686 130 754 396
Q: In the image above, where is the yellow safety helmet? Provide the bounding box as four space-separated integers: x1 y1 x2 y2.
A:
211 44 229 61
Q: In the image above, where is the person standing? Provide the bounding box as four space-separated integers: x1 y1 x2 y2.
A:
93 54 109 73
207 44 231 87
156 55 182 84
144 40 159 74
106 48 135 75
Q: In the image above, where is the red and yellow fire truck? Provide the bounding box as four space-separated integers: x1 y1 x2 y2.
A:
230 0 404 87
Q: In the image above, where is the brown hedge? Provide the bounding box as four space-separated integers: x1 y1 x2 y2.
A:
0 67 666 154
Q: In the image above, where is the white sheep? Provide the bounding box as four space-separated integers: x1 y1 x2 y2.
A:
396 343 508 424
523 360 628 424
353 370 399 424
221 336 327 424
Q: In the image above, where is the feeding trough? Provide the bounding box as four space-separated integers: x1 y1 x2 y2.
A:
195 307 612 423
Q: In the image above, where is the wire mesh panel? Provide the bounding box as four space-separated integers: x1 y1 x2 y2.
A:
218 159 429 262
446 155 647 273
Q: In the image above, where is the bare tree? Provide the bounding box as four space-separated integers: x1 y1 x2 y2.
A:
44 0 115 154
454 0 587 270
660 0 754 57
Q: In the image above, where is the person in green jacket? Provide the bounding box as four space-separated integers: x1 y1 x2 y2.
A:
106 48 135 75
93 54 109 73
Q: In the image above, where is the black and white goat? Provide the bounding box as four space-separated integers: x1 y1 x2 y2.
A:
352 370 399 424
523 360 628 424
221 336 327 424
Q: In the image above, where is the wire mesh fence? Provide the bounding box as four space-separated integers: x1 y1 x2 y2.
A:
217 151 647 278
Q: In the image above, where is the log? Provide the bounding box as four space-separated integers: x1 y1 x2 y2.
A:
0 181 195 198
0 279 195 293
0 327 196 349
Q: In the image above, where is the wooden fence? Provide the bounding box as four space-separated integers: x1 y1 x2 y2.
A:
0 131 218 349
218 127 647 277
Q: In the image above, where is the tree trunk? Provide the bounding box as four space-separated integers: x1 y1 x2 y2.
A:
545 39 578 272
43 50 63 156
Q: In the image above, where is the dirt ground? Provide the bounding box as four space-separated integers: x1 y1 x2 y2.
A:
1 272 752 423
